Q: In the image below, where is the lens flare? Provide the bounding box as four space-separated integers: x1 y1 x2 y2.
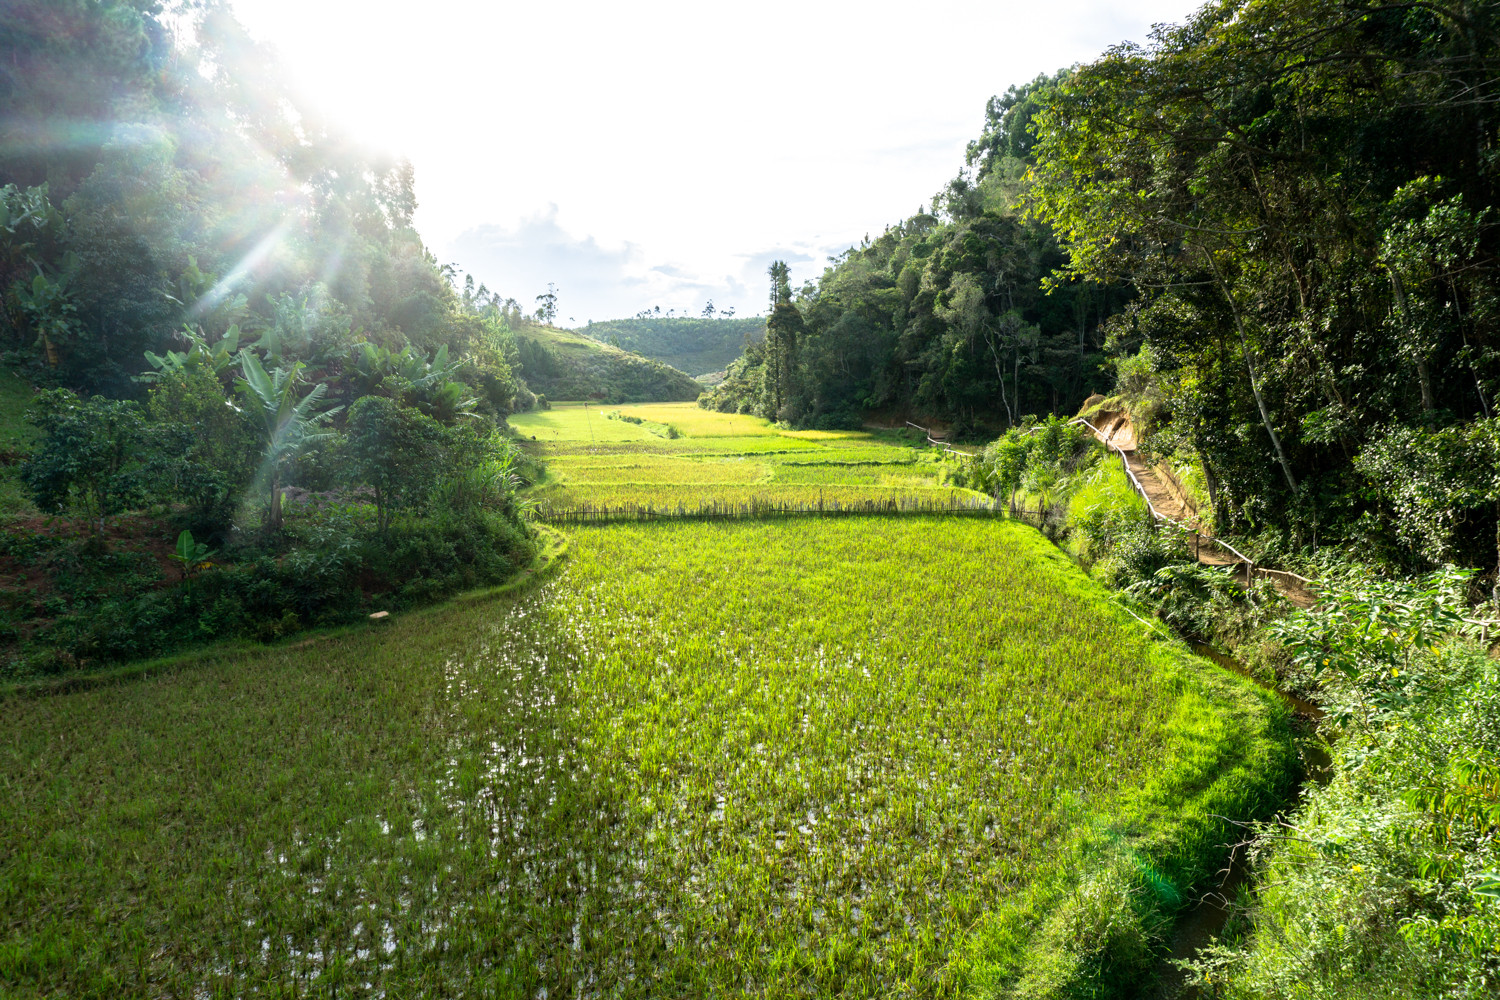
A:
189 217 295 319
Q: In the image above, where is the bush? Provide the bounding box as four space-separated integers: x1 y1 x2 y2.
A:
21 390 160 529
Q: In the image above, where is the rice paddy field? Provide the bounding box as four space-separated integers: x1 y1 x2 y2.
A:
511 401 977 511
0 402 1294 998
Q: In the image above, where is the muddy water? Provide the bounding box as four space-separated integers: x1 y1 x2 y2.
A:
1153 643 1330 999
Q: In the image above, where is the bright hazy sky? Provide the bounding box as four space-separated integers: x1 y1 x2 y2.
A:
230 0 1202 325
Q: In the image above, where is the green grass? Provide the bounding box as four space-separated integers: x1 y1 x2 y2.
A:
0 517 1290 998
514 325 702 403
0 369 37 519
0 369 36 452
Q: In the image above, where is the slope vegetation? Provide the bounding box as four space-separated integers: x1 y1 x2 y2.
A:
579 317 766 377
515 325 702 402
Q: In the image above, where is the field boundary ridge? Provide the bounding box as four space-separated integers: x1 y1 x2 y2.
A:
536 494 999 524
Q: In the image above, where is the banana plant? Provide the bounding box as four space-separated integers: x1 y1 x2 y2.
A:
343 342 477 423
140 325 243 382
168 529 214 600
235 351 341 529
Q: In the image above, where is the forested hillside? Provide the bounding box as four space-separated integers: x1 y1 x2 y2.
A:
0 2 543 672
707 0 1500 576
581 316 767 376
0 3 525 401
514 324 703 402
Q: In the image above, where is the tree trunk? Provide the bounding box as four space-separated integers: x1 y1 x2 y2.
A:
1388 272 1437 419
988 334 1013 426
1239 333 1299 492
270 477 283 530
1210 264 1299 492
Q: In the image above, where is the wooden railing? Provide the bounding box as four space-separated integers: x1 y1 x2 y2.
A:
904 420 978 455
1069 417 1315 592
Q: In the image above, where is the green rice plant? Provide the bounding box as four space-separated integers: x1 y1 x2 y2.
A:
0 518 1289 999
608 402 771 437
550 455 770 486
528 482 984 510
769 461 941 487
510 403 656 443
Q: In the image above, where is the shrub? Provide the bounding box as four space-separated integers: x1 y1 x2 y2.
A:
340 395 447 532
21 389 159 530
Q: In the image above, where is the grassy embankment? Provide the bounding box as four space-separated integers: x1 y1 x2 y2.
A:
1 515 1290 998
0 369 37 519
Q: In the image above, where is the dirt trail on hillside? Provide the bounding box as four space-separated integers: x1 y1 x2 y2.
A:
1081 408 1315 606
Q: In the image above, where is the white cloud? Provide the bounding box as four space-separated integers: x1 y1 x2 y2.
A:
231 0 1207 321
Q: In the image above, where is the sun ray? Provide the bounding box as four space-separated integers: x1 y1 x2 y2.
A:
189 217 296 319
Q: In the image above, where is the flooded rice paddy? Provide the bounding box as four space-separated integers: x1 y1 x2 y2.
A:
1 518 1284 997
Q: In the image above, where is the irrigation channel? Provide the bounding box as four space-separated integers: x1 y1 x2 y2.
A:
1006 505 1329 999
1154 644 1329 999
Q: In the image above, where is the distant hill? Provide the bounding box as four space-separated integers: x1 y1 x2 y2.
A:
514 324 702 403
579 317 766 377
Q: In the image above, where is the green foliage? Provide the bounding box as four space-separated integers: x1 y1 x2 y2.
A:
145 360 258 537
235 352 339 529
582 316 766 375
1026 0 1500 548
139 325 243 383
1355 420 1500 570
20 389 157 530
1267 566 1475 727
340 395 447 532
1194 607 1500 999
704 211 1117 429
0 1 517 399
168 529 214 600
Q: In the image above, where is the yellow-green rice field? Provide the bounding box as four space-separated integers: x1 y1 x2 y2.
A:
512 401 977 511
0 402 1293 999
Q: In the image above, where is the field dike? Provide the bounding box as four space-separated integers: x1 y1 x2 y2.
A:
944 530 1296 998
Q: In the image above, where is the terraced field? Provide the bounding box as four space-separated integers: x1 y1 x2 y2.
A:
511 401 978 510
2 519 1289 998
1 401 1293 998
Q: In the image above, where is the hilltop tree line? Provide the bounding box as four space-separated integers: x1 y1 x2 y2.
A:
707 0 1500 573
704 74 1120 436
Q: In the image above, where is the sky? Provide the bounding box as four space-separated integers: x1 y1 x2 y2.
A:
229 0 1203 325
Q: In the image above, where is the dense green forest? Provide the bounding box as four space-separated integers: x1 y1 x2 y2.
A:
0 1 555 671
707 0 1500 578
582 315 767 376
